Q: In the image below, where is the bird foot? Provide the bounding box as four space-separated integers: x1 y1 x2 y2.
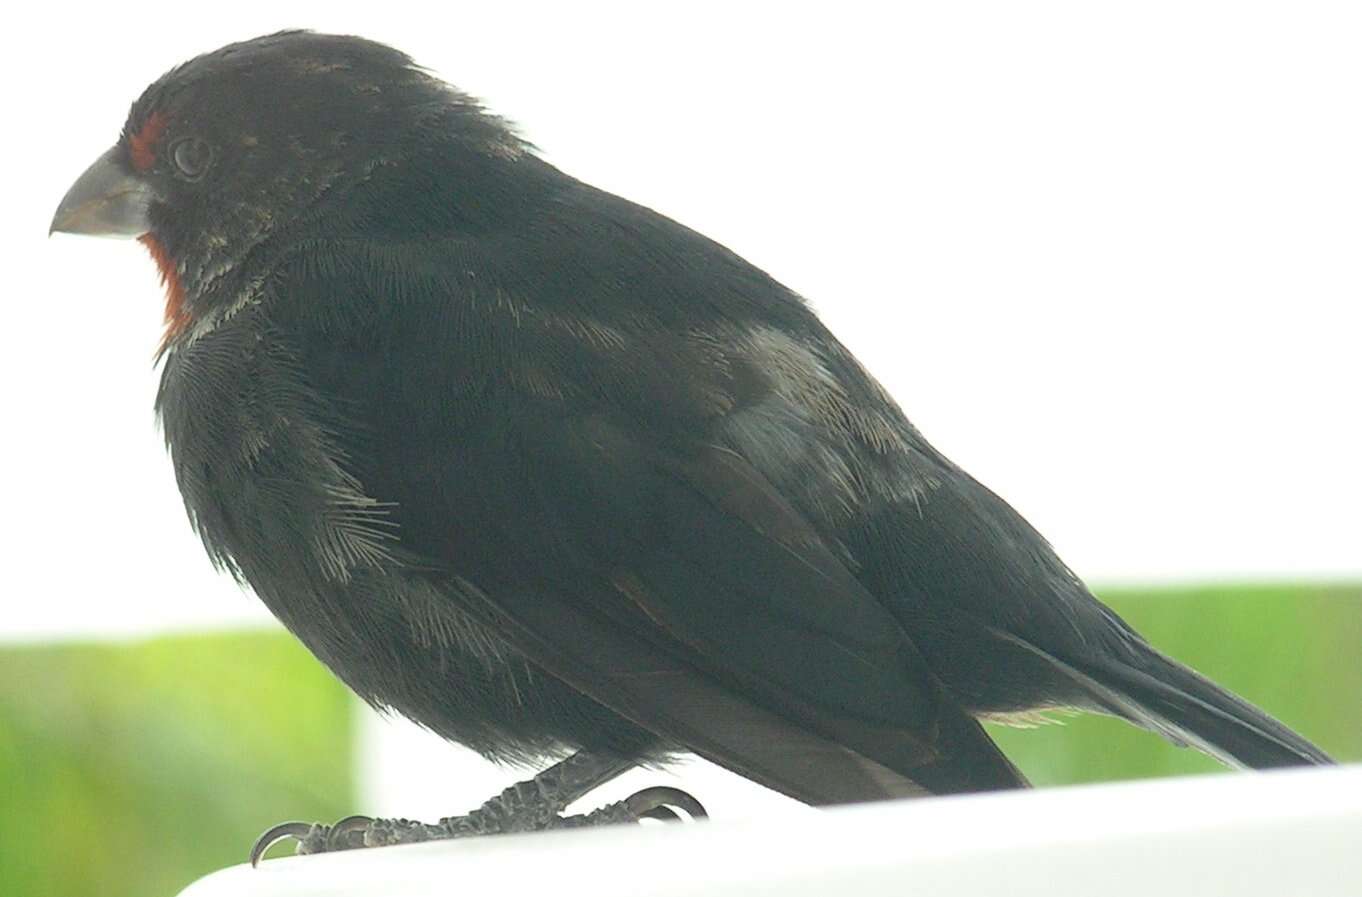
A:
249 785 706 866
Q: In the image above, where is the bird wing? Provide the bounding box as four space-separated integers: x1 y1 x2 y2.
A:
414 407 1027 800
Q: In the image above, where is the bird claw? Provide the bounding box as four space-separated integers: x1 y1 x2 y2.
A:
248 786 706 865
249 814 373 867
249 822 311 867
320 814 376 852
545 785 708 829
623 786 708 822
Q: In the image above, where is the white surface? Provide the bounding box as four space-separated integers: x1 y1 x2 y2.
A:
7 2 1361 641
180 764 1362 897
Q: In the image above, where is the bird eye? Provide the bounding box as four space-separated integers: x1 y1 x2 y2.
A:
170 137 214 180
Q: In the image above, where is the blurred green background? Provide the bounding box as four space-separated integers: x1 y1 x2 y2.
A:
0 632 354 897
1 582 1358 897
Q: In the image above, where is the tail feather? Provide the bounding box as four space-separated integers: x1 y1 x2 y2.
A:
988 627 1331 768
1076 650 1333 769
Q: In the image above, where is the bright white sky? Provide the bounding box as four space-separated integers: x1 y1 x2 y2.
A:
7 3 1360 645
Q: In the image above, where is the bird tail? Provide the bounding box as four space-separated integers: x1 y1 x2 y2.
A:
989 626 1331 768
1073 647 1333 769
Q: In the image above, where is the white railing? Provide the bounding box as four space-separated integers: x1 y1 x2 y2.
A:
178 764 1362 897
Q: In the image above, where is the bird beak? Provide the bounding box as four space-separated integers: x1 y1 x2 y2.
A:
50 147 156 238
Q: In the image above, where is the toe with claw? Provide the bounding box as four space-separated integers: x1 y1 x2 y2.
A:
248 786 707 865
249 814 373 867
248 751 707 866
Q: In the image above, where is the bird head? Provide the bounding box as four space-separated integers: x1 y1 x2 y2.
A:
50 30 523 350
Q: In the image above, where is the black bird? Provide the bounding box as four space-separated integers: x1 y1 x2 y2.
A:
52 31 1331 858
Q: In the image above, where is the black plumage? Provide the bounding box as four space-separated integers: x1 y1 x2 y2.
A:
56 31 1330 815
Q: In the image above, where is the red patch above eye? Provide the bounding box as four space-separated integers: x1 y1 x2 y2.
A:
129 110 169 171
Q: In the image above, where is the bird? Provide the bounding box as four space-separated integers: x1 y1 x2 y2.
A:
51 30 1331 860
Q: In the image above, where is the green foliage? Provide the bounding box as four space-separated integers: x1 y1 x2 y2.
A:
0 630 353 897
988 583 1362 784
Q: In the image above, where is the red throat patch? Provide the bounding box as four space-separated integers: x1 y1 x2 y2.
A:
129 111 169 172
140 234 189 352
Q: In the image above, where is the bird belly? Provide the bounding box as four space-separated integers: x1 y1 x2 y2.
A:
250 568 660 764
157 329 659 763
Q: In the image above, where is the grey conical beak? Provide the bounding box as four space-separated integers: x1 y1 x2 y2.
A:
50 147 156 238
